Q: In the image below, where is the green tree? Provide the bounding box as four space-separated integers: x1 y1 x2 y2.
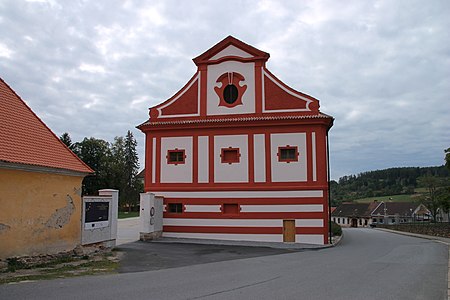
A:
436 187 450 222
110 136 126 191
60 132 74 150
445 148 450 171
122 130 140 212
72 137 112 195
417 174 448 222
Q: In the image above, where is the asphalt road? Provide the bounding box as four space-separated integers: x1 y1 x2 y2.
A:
1 228 448 300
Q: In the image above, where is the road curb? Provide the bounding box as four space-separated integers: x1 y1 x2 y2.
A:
148 236 339 251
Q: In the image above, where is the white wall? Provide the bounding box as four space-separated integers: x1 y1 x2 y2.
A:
253 134 266 182
270 133 307 182
207 61 255 116
198 136 209 183
160 137 193 183
214 135 248 183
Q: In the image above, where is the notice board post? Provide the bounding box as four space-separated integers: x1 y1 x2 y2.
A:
81 189 119 247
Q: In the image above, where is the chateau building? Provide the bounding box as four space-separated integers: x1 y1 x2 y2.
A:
138 36 334 244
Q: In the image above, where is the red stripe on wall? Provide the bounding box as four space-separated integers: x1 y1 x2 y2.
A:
163 197 326 205
163 212 324 219
295 227 324 234
163 226 325 235
164 226 282 234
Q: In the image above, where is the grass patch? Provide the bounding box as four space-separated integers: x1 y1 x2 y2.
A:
118 211 139 219
0 255 118 285
354 194 417 203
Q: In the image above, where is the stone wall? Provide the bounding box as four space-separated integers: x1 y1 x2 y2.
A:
377 223 450 238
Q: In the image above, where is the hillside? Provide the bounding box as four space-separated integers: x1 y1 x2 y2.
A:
330 166 450 205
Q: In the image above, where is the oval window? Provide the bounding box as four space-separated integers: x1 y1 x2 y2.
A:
223 84 238 104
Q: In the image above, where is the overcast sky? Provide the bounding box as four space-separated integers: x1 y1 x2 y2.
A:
1 0 449 180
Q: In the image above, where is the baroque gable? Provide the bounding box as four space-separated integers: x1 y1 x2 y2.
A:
145 36 322 123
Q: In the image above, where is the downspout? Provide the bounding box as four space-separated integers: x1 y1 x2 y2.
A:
327 129 332 244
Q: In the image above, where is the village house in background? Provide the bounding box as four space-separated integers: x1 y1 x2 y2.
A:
332 201 431 228
138 36 334 245
0 78 93 259
331 202 379 228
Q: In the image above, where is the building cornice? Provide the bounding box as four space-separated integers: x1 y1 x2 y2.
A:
0 161 91 177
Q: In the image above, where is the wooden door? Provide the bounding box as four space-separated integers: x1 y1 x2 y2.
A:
283 220 296 242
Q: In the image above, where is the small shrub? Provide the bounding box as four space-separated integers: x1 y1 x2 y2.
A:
7 258 27 272
331 221 342 236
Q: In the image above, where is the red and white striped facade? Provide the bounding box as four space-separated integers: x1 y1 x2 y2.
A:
138 36 334 245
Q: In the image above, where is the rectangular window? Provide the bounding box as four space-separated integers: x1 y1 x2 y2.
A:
221 147 240 164
168 203 183 213
167 149 185 165
223 203 239 215
278 146 299 162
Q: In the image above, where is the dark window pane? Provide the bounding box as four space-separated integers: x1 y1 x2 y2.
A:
280 148 296 160
223 84 238 104
168 150 184 163
168 203 182 213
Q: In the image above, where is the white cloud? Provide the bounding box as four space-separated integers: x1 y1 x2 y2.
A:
0 0 449 180
79 63 106 74
0 43 13 58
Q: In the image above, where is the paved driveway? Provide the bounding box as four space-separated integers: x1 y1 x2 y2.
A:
116 217 140 245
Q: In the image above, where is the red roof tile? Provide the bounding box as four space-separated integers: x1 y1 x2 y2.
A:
0 78 93 174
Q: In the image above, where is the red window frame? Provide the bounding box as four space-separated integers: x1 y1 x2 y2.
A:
278 146 299 163
222 203 240 216
166 149 186 165
220 147 240 164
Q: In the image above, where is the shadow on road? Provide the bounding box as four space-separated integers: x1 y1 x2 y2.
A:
116 241 297 273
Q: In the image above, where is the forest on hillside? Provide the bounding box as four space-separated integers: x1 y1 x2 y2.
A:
330 166 450 205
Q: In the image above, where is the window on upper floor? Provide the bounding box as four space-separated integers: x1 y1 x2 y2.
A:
221 147 240 164
167 149 185 165
278 146 299 163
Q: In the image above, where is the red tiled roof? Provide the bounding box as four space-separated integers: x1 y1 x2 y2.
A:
0 78 93 174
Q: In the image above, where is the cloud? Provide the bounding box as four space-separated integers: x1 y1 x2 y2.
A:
0 0 449 180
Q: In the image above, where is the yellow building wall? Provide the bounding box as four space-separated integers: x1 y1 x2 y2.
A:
0 168 84 259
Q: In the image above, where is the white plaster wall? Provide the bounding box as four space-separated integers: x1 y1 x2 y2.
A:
207 61 255 116
163 232 283 243
210 45 253 60
270 133 307 182
152 138 156 183
160 137 193 183
253 134 266 182
296 234 324 245
240 204 323 213
198 136 209 183
214 135 248 183
312 132 317 181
